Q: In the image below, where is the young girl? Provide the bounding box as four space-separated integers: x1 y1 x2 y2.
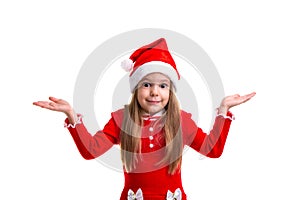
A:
33 38 255 200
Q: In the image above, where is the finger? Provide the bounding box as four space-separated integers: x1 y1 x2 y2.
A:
238 93 256 104
49 96 60 102
240 97 251 104
33 102 40 107
243 92 256 100
33 101 55 110
248 92 256 98
33 101 49 107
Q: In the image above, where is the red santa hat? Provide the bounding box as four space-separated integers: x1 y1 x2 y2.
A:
121 38 180 92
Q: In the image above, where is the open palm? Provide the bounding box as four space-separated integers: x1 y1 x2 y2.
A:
222 92 256 109
33 97 72 114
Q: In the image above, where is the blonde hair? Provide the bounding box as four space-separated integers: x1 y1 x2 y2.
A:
120 84 183 174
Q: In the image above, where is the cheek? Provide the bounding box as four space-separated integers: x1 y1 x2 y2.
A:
162 91 170 102
137 89 146 103
136 93 142 104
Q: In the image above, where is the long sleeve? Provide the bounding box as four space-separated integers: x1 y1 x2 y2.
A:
65 110 123 160
182 110 234 158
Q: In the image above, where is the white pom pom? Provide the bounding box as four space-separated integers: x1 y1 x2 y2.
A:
121 59 134 72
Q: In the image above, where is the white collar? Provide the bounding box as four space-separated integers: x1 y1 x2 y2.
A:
142 109 166 121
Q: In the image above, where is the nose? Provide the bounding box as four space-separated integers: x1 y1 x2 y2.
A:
150 85 159 96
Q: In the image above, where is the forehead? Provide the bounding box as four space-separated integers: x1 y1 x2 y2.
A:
141 73 170 82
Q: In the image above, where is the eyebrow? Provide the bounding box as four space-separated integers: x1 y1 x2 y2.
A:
141 78 170 83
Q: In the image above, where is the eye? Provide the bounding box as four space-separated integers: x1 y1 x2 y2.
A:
142 82 151 88
159 83 169 89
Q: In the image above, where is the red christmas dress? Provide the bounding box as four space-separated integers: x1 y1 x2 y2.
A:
65 109 233 200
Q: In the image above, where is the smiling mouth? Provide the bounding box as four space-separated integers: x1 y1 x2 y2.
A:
146 100 161 104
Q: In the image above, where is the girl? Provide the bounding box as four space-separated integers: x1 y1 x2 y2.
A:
33 38 255 200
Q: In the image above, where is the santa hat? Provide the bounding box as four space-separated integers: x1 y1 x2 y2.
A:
121 38 180 92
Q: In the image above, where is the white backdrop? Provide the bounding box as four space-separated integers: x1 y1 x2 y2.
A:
1 0 299 199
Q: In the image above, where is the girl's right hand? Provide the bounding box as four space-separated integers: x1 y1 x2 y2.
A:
33 96 73 115
33 97 77 124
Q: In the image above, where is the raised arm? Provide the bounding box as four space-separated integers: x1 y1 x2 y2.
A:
184 92 256 158
33 97 121 160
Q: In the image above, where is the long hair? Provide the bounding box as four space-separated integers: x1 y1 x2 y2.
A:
120 84 183 174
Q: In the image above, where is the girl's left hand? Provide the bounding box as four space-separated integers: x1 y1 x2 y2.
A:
218 92 256 114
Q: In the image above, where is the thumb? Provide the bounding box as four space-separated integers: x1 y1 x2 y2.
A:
49 96 60 102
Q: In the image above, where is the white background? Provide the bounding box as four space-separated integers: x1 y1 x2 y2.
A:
1 0 299 199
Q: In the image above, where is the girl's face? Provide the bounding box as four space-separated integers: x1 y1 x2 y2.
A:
137 73 170 115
